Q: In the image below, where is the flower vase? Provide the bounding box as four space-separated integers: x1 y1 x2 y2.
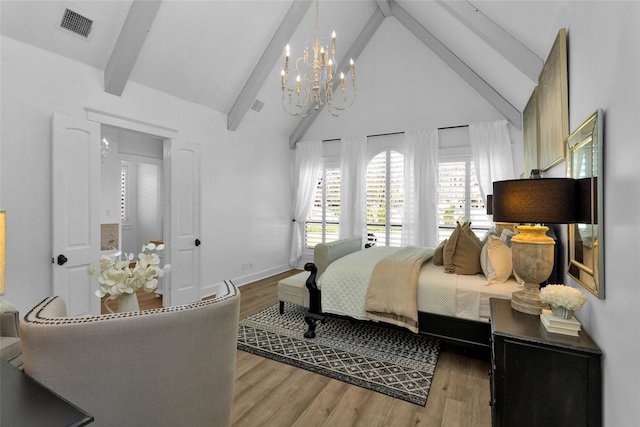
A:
117 293 140 313
550 305 574 320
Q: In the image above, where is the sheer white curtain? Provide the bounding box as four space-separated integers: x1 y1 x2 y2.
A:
469 120 515 202
339 135 367 240
401 128 439 247
289 140 322 267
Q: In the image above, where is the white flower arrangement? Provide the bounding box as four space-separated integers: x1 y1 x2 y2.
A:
88 243 171 301
539 284 587 311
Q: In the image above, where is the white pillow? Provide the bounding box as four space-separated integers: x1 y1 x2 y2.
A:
480 235 513 285
500 228 516 247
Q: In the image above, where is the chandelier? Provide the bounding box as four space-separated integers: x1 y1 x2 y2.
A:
281 0 356 118
101 138 112 163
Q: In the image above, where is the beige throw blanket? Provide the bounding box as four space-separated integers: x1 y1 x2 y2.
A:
364 246 435 333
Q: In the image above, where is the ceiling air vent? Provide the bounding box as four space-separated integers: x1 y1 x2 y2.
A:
250 100 264 113
60 7 94 39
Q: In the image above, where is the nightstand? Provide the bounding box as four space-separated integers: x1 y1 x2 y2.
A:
490 298 602 427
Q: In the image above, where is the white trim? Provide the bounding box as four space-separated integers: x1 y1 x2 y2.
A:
120 154 163 165
86 108 178 138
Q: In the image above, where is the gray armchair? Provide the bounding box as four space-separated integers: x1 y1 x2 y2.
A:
20 281 240 427
0 305 22 368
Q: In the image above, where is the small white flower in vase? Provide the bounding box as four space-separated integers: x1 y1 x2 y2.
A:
88 243 171 313
539 284 587 319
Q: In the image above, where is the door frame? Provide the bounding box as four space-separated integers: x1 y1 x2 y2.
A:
86 108 181 307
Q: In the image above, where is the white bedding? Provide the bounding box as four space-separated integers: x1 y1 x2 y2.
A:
418 259 520 322
319 247 520 324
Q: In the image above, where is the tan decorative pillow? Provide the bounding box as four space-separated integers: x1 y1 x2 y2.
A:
443 223 462 273
444 222 482 275
480 235 513 284
433 239 447 266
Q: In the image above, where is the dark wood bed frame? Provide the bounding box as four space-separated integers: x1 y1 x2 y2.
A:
301 227 560 351
302 262 492 351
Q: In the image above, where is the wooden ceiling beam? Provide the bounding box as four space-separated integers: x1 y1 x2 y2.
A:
376 0 393 18
227 0 313 132
104 0 162 96
436 0 542 82
390 1 522 130
289 7 385 148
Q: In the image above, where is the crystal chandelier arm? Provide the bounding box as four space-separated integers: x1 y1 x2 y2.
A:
281 0 368 118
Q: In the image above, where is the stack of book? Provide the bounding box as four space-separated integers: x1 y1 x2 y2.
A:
540 309 581 336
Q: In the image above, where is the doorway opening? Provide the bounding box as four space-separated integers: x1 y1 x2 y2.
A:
100 125 167 296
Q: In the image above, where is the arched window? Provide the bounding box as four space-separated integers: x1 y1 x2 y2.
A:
366 150 404 246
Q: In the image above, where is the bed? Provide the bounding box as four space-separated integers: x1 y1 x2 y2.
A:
303 234 522 350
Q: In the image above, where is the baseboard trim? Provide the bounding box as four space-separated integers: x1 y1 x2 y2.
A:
200 263 293 299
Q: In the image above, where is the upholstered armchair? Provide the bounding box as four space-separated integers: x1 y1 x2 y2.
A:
20 281 240 427
0 302 22 368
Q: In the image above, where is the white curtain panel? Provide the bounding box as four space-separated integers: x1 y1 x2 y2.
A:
469 120 516 202
339 135 368 240
289 140 322 267
402 128 439 247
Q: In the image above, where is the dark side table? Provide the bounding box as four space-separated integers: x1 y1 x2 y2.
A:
490 298 602 427
1 359 93 426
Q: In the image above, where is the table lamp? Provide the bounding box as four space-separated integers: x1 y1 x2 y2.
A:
492 179 576 314
486 194 517 236
0 210 5 295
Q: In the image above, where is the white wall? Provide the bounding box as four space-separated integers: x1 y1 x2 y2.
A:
0 36 293 315
303 17 508 142
557 3 640 426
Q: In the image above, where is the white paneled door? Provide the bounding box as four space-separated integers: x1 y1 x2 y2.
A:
52 113 101 316
166 141 201 307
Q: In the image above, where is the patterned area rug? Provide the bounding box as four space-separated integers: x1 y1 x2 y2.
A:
237 304 441 406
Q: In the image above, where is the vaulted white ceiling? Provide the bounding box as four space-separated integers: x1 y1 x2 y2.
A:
1 0 570 146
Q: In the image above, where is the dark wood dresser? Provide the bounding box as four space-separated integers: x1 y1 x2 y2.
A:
490 298 602 427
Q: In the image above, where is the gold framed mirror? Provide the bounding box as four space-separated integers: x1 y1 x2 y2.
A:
566 109 604 298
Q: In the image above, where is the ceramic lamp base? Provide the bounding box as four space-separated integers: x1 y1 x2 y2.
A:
511 282 549 315
510 225 555 315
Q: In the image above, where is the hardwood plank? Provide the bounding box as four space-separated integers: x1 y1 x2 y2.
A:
323 385 372 426
304 379 350 418
355 391 404 427
268 374 332 425
291 409 330 427
238 370 331 427
232 365 292 424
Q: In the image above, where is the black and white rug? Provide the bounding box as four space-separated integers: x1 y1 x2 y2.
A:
237 304 441 406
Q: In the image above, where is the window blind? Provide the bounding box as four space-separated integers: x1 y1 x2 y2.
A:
305 166 340 248
366 150 404 246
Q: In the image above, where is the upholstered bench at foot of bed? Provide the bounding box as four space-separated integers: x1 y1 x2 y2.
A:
277 271 310 314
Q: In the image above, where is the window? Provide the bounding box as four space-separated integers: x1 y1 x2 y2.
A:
305 165 340 248
437 157 490 240
366 150 404 246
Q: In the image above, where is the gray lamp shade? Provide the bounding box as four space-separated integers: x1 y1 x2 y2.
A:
492 178 576 224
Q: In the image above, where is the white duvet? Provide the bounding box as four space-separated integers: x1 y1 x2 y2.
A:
319 247 520 323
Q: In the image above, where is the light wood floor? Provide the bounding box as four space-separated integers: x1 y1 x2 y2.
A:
131 271 492 427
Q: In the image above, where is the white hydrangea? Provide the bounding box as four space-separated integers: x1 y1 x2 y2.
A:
539 284 587 311
88 243 171 300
